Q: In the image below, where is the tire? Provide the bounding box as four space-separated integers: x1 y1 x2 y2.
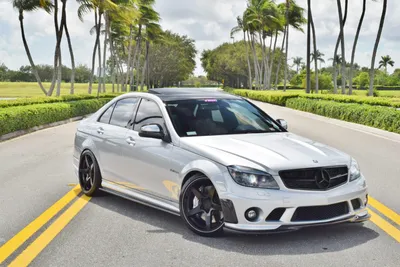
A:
179 174 224 237
78 150 102 196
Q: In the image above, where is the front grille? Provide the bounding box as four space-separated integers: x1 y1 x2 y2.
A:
279 166 348 190
291 202 349 222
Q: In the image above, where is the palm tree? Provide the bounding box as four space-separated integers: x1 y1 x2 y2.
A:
332 0 348 94
77 0 118 94
305 0 311 93
282 0 306 91
292 57 303 74
309 1 319 93
379 55 394 74
369 0 387 96
62 0 75 94
231 16 252 89
12 0 50 96
311 50 325 68
349 0 366 95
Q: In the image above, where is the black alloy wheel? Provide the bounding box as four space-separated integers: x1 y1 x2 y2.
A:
180 174 224 237
79 150 101 196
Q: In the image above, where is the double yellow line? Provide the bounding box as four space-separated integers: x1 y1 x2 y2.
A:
0 185 91 266
368 196 400 243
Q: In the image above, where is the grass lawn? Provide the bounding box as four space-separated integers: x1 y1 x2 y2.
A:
0 82 120 97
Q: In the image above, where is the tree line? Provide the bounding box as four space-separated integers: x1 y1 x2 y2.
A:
11 0 196 96
202 0 389 96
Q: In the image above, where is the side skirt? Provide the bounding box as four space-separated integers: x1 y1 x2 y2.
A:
100 180 180 217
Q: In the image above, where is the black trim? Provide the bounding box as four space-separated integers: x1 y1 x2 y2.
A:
220 199 238 224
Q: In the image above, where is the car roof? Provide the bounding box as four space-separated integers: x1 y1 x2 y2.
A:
147 87 241 101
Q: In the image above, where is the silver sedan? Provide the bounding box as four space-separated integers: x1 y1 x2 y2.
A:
73 88 370 236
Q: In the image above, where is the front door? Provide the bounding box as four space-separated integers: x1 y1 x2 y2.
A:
121 98 178 202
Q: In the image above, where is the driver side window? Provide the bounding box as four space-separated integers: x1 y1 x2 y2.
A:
134 98 165 132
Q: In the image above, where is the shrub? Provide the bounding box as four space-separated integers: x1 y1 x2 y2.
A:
233 90 300 106
286 98 400 134
233 89 400 108
0 98 112 136
0 93 121 108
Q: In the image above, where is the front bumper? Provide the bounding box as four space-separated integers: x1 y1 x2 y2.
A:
218 173 370 232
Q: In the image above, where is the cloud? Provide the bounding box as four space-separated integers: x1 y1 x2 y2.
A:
0 0 398 76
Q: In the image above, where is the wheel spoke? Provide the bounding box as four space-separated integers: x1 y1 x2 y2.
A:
83 177 91 190
84 155 90 168
191 187 203 199
205 211 212 230
188 205 203 217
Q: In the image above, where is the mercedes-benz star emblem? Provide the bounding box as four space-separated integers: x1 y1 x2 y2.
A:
315 169 331 189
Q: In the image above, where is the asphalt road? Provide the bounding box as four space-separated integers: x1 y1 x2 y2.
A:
0 101 399 267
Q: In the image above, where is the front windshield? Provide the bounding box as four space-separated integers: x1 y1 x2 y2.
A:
165 98 284 137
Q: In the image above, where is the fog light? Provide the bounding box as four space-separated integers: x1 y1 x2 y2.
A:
245 208 259 222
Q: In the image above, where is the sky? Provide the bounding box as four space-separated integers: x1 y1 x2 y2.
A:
0 0 399 77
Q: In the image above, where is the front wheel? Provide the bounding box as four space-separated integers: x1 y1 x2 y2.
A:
179 174 224 237
78 150 102 196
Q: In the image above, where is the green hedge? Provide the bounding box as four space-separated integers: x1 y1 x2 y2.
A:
286 98 400 134
0 93 121 108
233 89 400 108
0 98 112 136
234 90 300 106
374 86 400 91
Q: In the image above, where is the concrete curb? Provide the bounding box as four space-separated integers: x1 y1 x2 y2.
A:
0 114 92 143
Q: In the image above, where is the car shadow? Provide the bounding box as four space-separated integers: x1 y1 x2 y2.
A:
90 192 380 256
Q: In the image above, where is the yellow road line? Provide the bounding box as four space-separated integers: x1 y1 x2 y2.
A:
9 194 92 267
0 185 80 264
368 197 400 226
368 208 400 243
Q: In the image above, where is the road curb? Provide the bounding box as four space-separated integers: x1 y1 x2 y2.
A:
0 114 91 143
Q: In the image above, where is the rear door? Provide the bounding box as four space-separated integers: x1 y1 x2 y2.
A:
92 97 139 183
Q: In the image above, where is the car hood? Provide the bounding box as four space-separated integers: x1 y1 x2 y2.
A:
180 133 351 172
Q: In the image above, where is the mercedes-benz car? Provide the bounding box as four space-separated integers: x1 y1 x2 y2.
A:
73 88 370 236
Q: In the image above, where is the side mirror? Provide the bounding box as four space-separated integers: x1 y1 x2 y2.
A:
276 119 288 130
139 124 165 139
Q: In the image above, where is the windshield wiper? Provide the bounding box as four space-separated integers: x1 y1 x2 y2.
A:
233 130 270 134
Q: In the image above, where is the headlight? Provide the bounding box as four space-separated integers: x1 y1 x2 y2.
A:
350 158 361 181
227 165 279 189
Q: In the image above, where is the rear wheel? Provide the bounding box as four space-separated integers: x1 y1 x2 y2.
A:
78 150 102 196
180 174 224 237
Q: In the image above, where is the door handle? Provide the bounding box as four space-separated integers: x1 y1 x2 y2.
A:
97 127 104 134
126 137 136 146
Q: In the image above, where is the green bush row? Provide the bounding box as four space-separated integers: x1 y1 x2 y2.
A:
233 89 400 108
0 93 121 108
286 98 400 134
0 98 112 136
233 90 300 106
374 86 400 91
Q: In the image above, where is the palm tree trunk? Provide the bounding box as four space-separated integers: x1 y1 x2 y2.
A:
97 12 102 96
135 36 142 92
56 49 62 96
250 35 259 90
18 10 47 95
369 0 387 96
332 0 348 94
284 0 290 92
140 40 149 91
102 13 109 93
268 31 278 90
48 0 63 96
310 4 318 94
275 28 286 90
61 0 75 95
349 0 366 95
123 25 133 92
88 10 98 94
244 31 252 89
306 0 311 94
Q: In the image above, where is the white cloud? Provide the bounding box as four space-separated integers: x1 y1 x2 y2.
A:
0 0 399 76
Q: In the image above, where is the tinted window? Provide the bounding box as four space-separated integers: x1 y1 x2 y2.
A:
99 103 115 124
109 98 138 128
134 99 164 131
165 98 284 137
